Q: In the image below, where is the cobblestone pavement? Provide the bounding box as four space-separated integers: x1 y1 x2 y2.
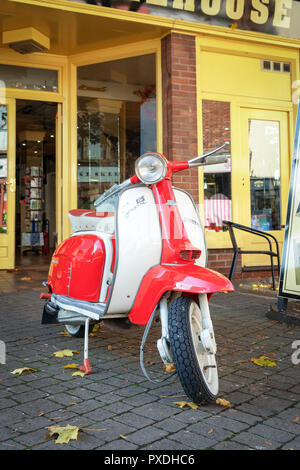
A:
0 267 299 451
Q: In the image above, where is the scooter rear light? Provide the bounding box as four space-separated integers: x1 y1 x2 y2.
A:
180 249 201 261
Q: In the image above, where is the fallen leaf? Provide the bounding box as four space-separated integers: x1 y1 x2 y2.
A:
53 350 80 358
38 411 45 417
173 401 199 410
63 364 80 369
72 371 85 377
107 345 113 351
20 276 31 281
58 330 72 338
208 428 214 434
251 356 276 367
216 398 231 408
120 434 127 440
264 441 273 446
164 363 176 373
45 424 80 444
11 367 36 376
293 417 300 422
89 324 101 336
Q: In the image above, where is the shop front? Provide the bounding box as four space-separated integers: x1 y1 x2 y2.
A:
0 0 299 276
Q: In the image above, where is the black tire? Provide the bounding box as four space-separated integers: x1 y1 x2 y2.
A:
65 323 94 338
168 295 219 404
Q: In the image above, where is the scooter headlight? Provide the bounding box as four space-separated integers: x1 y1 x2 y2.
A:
135 153 167 185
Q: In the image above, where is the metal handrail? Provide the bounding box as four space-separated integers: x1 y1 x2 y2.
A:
223 220 280 290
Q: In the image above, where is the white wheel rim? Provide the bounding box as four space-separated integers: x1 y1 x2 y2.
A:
65 324 81 335
189 302 219 396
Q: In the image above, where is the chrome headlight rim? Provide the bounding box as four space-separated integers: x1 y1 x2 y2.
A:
135 152 167 185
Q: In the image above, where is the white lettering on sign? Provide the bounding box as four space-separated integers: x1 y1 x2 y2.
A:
273 0 292 28
135 0 292 28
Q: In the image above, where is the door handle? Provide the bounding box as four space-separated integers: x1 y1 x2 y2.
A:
9 178 16 193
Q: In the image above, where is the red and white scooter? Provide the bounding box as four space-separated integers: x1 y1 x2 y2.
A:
41 143 234 404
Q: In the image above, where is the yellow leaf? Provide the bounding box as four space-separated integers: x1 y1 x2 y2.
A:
11 367 36 375
72 371 85 377
216 398 231 408
63 364 80 369
120 434 127 440
89 324 101 336
53 350 79 358
107 345 113 351
293 417 300 422
58 330 72 338
173 401 199 410
208 428 214 434
164 363 176 373
45 424 80 444
251 356 276 367
20 276 31 281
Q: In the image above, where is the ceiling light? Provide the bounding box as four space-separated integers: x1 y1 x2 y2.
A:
2 27 50 54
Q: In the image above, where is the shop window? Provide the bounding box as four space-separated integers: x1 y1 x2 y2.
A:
202 100 231 232
0 65 58 92
77 54 156 209
249 119 281 231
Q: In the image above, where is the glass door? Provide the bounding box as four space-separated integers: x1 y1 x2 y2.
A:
239 108 289 267
0 98 16 269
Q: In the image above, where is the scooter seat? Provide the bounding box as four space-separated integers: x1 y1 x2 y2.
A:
68 209 115 234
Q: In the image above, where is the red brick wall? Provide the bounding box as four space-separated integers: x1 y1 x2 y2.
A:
161 32 199 204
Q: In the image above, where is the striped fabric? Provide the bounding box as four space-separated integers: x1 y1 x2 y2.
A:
204 194 232 231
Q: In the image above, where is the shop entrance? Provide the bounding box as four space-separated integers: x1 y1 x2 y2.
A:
0 97 58 270
15 99 57 267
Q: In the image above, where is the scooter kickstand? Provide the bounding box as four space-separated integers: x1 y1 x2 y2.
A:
80 318 92 375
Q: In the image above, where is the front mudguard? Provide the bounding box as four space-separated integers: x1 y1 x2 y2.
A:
128 264 234 325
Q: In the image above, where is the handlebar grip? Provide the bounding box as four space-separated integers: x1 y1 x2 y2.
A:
205 155 228 165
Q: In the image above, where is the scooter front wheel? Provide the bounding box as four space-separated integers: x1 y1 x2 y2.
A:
65 323 93 338
168 296 219 404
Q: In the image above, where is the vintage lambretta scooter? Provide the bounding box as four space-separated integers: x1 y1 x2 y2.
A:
41 143 234 404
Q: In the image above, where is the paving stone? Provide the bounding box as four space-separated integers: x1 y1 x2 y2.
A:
132 403 179 421
97 439 138 450
142 438 193 450
125 425 168 446
249 423 295 443
232 431 282 450
212 440 252 450
170 429 218 450
113 412 155 430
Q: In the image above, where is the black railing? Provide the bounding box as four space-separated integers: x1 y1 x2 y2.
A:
222 220 280 290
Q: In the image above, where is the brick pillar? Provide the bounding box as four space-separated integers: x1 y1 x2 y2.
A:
161 33 198 204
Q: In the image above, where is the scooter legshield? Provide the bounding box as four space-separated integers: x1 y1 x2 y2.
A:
128 264 234 325
48 234 106 303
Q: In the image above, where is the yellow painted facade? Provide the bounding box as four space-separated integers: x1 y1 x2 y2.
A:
0 0 299 270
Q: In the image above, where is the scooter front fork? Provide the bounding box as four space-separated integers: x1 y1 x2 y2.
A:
157 297 173 364
80 318 92 375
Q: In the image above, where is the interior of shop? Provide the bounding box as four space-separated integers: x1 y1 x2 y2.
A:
15 99 57 266
77 53 156 209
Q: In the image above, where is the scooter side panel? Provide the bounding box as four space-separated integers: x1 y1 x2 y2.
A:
107 186 162 314
128 264 234 325
48 234 106 303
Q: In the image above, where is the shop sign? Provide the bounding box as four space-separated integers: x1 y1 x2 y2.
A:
73 1 300 40
279 101 300 300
